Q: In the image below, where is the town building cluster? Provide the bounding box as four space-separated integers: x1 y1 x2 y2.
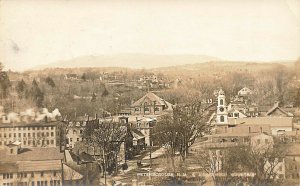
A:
1 85 300 185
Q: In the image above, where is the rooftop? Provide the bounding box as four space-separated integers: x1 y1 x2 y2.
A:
131 92 172 107
0 121 61 128
0 147 64 163
228 117 293 127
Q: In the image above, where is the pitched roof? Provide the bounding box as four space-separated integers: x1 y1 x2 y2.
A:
131 129 145 140
228 117 293 127
0 163 18 173
266 103 294 117
18 160 62 172
0 159 62 173
131 92 170 107
63 164 83 181
0 147 64 163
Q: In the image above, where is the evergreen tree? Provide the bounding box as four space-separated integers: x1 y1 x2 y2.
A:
31 79 44 107
294 88 300 107
45 76 55 88
16 79 26 98
81 73 87 81
102 86 109 97
0 63 11 98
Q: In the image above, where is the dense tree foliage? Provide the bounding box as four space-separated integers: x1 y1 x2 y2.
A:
45 76 56 88
0 63 11 98
30 79 44 107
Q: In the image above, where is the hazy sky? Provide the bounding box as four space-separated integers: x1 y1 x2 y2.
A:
0 0 299 71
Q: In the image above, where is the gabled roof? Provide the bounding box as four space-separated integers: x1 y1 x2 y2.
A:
266 103 294 117
131 92 170 107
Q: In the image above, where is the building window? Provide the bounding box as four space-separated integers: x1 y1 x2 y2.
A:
53 171 56 177
41 172 44 177
220 116 224 122
32 181 35 186
220 99 223 105
51 132 54 137
144 107 150 112
31 172 34 178
135 108 140 112
10 149 13 154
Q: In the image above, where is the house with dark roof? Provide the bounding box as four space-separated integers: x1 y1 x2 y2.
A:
131 92 173 116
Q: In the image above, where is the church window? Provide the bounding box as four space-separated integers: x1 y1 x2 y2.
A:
220 99 223 105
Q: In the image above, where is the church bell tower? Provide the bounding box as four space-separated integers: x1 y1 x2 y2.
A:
216 89 228 124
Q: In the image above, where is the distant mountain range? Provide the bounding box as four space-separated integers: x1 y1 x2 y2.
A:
31 54 221 70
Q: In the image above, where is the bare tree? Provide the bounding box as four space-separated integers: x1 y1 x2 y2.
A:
82 120 126 176
195 142 286 186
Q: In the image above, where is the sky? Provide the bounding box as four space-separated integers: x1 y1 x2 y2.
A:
0 0 299 71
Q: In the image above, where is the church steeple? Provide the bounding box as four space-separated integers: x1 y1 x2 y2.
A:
216 89 228 124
